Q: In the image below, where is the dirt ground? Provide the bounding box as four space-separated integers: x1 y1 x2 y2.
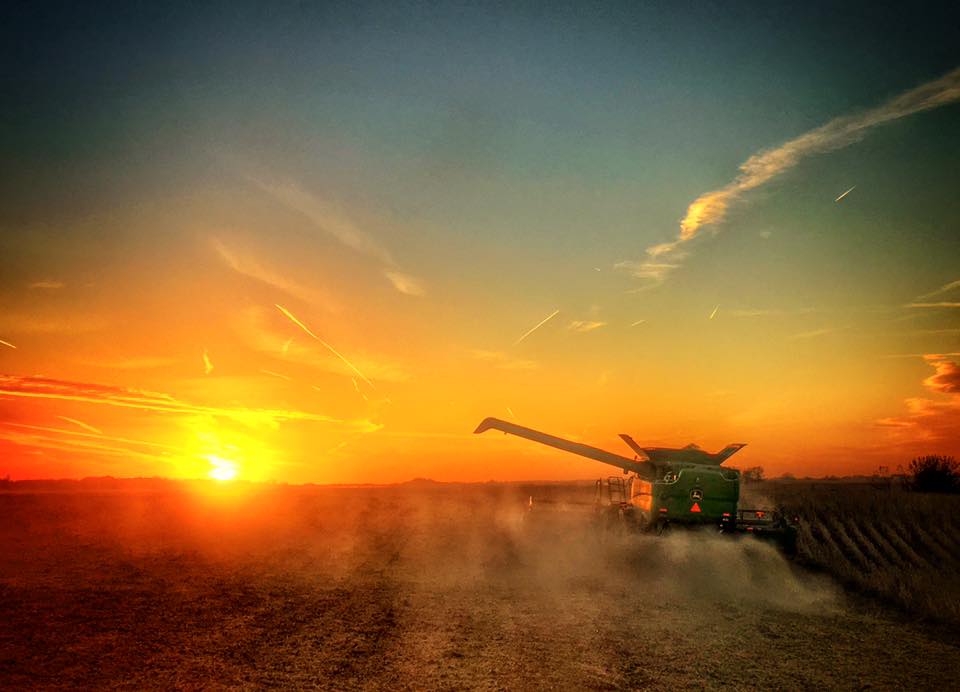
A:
1 482 958 690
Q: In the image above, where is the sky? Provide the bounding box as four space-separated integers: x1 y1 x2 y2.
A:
1 1 959 483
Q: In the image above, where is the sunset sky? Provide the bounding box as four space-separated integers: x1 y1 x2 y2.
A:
2 2 959 482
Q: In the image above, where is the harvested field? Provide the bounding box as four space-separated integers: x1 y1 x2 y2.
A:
1 481 959 689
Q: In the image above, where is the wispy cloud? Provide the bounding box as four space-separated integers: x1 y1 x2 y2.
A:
635 67 960 282
709 305 719 320
787 326 847 341
881 352 960 359
567 320 607 333
614 259 683 287
471 350 538 371
385 271 426 297
0 422 182 467
250 176 426 297
876 355 960 445
0 374 374 430
915 278 960 301
81 356 176 370
211 237 340 312
0 311 108 335
29 280 64 290
254 178 395 264
905 302 960 309
203 349 214 375
923 356 960 394
726 307 817 318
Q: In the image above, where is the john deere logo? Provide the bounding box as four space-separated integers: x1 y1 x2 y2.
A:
690 489 703 501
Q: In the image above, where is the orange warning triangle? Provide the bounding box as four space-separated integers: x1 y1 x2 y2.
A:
690 502 701 513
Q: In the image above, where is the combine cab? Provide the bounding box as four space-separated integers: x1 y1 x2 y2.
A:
474 417 796 549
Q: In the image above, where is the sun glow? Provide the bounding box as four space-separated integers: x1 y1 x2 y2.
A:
207 455 238 481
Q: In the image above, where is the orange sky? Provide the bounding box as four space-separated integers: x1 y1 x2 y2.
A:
2 8 959 483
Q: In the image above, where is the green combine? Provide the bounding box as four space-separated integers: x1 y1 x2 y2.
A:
474 417 796 547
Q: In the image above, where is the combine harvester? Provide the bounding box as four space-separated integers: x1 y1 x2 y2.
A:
474 417 797 549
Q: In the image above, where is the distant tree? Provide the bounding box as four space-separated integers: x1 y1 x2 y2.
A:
742 466 765 483
779 472 796 481
908 455 960 493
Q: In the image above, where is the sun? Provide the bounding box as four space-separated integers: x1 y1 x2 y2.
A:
207 455 238 481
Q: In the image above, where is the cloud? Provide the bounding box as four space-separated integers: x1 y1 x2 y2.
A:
0 422 181 466
923 356 960 394
880 352 960 359
203 350 214 375
81 356 176 370
639 66 960 282
211 237 340 311
727 307 817 318
614 259 682 287
876 355 960 446
385 271 426 297
471 349 538 371
905 302 960 309
567 320 607 333
249 176 425 297
0 311 108 335
254 178 395 264
915 278 960 301
787 326 846 341
29 280 64 290
0 374 377 430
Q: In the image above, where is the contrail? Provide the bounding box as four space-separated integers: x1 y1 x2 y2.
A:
57 416 102 435
282 338 294 356
514 309 560 346
709 305 720 320
260 369 292 381
275 304 375 388
203 349 214 375
352 377 369 401
835 185 856 202
630 319 646 327
0 339 15 350
506 406 517 419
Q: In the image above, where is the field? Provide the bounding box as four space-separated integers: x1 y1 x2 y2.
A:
1 480 959 689
767 481 960 623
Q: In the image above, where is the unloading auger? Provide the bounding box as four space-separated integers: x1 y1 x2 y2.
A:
474 417 796 545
